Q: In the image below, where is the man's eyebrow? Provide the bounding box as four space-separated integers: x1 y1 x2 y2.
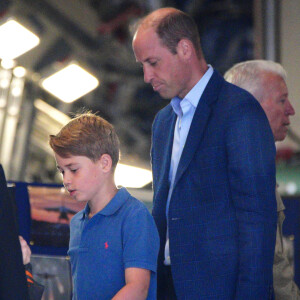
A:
136 58 149 64
137 57 158 64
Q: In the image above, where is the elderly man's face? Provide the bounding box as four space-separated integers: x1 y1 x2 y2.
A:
260 72 295 142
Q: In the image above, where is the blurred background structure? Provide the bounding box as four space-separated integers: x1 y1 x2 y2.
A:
1 1 300 298
0 0 299 191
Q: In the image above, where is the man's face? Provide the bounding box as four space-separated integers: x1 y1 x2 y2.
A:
260 73 295 142
55 154 104 203
132 27 190 99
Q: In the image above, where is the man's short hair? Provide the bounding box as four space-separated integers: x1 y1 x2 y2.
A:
49 112 120 168
224 60 287 102
134 9 202 58
155 10 202 58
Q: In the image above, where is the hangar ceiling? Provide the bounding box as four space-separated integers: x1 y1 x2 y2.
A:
0 0 299 184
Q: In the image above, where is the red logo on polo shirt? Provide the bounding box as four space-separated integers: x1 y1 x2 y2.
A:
105 242 109 249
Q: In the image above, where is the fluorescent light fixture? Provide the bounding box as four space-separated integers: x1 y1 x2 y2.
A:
41 63 99 103
115 164 152 188
0 20 40 60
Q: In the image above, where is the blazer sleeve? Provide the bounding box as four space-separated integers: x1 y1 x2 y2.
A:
225 99 277 299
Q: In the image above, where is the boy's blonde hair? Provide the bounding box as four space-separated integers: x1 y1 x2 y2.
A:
49 112 120 168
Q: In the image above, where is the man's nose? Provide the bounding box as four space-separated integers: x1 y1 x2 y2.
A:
286 99 295 116
143 66 153 83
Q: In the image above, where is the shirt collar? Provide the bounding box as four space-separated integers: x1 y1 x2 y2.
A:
81 187 129 219
171 65 213 115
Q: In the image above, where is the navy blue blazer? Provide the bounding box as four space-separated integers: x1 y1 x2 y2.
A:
151 70 277 299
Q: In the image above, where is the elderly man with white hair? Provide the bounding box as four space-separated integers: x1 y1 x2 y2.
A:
225 60 299 300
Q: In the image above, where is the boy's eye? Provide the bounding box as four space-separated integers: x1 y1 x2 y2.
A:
70 169 77 173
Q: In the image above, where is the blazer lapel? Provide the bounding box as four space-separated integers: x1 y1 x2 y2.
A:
153 108 177 215
174 70 224 187
159 111 177 189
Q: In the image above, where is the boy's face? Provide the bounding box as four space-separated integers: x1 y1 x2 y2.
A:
55 154 104 203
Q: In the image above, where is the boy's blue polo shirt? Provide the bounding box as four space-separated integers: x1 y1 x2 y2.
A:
68 187 159 300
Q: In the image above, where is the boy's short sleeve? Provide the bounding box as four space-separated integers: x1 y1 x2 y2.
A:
122 203 159 272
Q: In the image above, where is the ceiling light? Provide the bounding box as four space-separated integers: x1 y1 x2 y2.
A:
0 78 10 89
115 164 152 188
13 66 27 78
40 63 99 103
0 19 40 60
286 182 297 195
1 59 16 69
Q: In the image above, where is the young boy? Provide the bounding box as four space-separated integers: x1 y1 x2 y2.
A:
49 112 159 300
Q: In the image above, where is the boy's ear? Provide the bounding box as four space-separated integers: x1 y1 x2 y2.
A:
99 154 112 173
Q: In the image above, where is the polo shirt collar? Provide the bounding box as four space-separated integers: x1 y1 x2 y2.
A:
81 187 129 219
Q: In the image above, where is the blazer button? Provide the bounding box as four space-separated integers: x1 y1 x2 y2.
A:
171 217 181 221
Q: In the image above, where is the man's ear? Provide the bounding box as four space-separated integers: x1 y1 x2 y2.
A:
99 154 113 173
177 39 193 60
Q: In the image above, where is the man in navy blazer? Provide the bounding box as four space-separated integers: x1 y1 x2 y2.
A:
133 7 277 300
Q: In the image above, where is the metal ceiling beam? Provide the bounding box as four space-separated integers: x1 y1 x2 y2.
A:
19 0 101 50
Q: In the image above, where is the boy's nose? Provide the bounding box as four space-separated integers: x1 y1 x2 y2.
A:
63 174 71 187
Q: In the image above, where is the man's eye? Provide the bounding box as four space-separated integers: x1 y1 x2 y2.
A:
70 169 77 173
150 61 157 66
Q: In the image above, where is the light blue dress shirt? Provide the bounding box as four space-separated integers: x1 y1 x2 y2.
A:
164 65 214 265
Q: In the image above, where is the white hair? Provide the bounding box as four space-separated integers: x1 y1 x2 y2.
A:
224 60 287 102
